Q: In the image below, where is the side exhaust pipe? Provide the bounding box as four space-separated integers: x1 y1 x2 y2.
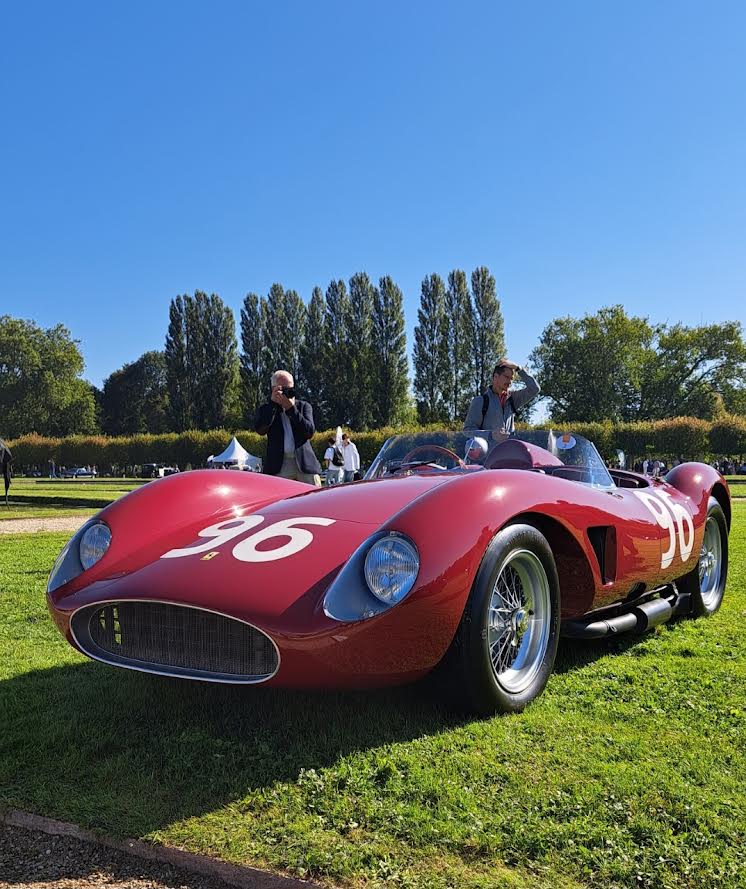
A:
563 595 676 640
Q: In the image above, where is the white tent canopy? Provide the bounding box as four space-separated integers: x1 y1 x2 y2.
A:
208 436 262 472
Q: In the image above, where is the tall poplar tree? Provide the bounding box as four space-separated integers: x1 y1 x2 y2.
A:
200 293 239 429
470 266 504 393
298 286 329 427
240 292 264 421
348 272 376 430
164 290 239 431
371 276 409 427
443 269 474 422
260 283 293 383
164 295 191 431
324 279 352 426
284 289 306 384
413 273 449 423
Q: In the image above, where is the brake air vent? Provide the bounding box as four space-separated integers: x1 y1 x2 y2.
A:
587 526 617 584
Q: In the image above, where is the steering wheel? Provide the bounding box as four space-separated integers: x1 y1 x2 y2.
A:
400 445 464 470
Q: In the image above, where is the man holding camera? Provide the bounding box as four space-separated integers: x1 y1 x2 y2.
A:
253 370 322 486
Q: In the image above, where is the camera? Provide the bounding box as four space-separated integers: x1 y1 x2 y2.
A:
281 386 296 398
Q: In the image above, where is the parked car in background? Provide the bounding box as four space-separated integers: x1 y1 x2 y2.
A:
142 463 179 479
62 467 97 478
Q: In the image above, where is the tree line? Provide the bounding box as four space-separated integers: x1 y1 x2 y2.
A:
1 273 745 439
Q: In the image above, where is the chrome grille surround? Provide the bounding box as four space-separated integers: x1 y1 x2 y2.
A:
70 600 279 683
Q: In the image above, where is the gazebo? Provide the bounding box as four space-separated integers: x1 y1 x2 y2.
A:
208 436 262 472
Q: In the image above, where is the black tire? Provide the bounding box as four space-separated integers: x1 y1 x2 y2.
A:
678 497 728 617
447 523 561 715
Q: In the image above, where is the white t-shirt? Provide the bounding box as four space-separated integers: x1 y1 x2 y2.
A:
342 442 360 472
324 446 338 468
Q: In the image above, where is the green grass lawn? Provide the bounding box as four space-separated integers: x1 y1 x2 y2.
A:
3 477 145 514
1 506 744 888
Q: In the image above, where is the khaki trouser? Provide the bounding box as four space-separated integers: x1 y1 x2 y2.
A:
278 453 321 487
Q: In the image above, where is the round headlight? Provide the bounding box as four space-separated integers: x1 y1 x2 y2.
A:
79 522 111 570
363 534 419 605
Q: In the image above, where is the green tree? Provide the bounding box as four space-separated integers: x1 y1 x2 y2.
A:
240 292 264 421
298 287 329 428
530 306 662 422
470 266 504 393
347 272 376 430
284 289 307 384
443 269 474 422
100 351 169 435
164 291 239 431
0 315 97 437
324 279 353 426
164 295 192 431
371 276 410 426
413 273 449 423
639 321 746 420
260 283 293 383
198 292 239 429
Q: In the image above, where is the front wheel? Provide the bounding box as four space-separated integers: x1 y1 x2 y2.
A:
679 497 728 617
447 524 560 715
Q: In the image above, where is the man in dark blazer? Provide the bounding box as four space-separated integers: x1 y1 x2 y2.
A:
253 370 322 486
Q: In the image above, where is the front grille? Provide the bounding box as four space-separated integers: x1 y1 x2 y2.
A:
71 601 279 683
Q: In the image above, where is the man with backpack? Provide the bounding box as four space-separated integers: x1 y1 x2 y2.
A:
323 436 345 486
463 359 540 442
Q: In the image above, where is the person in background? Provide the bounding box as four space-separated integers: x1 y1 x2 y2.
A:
323 436 344 486
341 432 361 482
253 370 322 486
463 358 540 443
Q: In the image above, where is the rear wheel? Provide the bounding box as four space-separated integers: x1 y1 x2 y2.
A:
679 497 728 617
448 524 560 715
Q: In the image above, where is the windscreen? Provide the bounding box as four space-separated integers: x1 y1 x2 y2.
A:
365 429 613 488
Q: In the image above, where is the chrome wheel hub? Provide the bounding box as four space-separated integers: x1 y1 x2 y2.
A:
488 550 551 694
698 516 722 609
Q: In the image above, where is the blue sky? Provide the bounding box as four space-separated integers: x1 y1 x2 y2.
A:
2 2 744 389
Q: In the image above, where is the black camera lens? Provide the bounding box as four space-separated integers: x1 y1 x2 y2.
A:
282 386 295 398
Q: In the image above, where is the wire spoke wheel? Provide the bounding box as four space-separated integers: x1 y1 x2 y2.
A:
487 549 551 694
698 514 723 610
678 496 728 618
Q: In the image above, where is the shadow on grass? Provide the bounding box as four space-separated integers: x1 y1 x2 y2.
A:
0 658 467 836
8 496 114 508
0 622 678 837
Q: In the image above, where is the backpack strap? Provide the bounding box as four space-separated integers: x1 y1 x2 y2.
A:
481 392 515 428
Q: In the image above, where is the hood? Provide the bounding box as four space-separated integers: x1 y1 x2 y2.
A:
50 471 456 629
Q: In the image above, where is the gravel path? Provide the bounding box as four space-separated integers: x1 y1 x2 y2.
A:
0 823 233 889
0 817 320 889
0 516 92 534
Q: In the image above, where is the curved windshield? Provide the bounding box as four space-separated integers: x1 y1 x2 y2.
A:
365 429 614 488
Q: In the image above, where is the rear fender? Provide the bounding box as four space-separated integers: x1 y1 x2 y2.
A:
666 463 731 530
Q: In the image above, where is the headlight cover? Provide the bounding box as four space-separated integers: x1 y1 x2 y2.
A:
79 522 112 570
364 535 419 605
323 530 420 621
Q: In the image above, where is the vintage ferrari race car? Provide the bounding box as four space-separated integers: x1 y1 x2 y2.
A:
47 430 731 714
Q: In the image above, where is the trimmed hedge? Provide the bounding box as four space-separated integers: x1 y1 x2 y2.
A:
9 415 746 472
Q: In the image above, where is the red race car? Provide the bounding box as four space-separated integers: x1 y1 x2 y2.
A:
47 430 731 715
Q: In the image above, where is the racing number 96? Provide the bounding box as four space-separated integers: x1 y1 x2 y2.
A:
161 516 336 563
633 490 695 570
